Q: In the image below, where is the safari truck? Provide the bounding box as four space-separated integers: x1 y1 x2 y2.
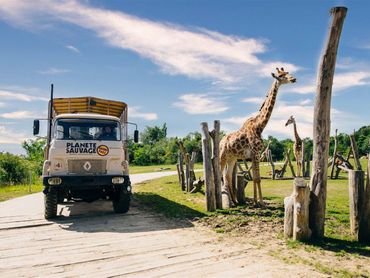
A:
33 85 138 219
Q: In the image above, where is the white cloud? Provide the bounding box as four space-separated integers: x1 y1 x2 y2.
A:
65 44 80 53
0 125 27 144
285 70 370 95
241 97 264 104
286 84 316 94
129 107 158 120
333 71 370 91
299 98 312 105
0 89 48 102
173 94 229 115
38 67 70 75
0 111 44 119
221 99 357 139
0 0 298 85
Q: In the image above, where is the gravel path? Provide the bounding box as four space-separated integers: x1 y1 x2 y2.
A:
0 171 322 277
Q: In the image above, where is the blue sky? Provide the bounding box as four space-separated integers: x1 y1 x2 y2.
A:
0 0 369 154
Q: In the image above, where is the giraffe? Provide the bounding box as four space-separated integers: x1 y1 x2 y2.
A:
285 115 303 177
220 68 297 206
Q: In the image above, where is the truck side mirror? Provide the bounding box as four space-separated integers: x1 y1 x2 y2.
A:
134 130 139 143
33 120 40 135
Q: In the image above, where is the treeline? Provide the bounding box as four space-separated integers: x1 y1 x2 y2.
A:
1 125 368 185
129 124 369 165
0 139 45 185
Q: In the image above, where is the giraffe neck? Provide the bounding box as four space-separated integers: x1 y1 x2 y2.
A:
255 80 280 132
293 121 302 143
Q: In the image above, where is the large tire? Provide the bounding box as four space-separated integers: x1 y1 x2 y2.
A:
113 188 130 213
44 188 58 219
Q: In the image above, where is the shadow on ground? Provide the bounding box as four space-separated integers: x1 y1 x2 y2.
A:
53 194 198 234
306 237 370 258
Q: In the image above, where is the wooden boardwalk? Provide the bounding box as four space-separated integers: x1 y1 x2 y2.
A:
0 173 323 277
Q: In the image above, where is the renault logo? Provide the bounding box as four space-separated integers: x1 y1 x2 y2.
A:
83 161 92 171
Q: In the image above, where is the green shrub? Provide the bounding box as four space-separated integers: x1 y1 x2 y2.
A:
0 152 32 185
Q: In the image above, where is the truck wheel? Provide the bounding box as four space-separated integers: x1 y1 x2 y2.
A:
44 188 58 219
113 189 130 213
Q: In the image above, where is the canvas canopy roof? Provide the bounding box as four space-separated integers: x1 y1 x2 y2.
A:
52 97 127 118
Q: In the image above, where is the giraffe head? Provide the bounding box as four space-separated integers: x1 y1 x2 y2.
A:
285 115 296 127
271 67 296 84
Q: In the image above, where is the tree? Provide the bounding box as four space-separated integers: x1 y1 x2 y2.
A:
0 152 31 185
266 136 285 161
22 138 46 175
141 124 167 145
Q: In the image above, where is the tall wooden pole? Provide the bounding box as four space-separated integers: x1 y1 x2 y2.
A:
211 120 223 209
309 7 347 239
201 122 216 211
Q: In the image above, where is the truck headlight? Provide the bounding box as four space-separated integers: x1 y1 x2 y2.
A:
112 177 124 184
48 177 62 185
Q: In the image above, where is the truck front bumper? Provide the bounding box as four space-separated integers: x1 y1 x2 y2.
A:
43 175 131 191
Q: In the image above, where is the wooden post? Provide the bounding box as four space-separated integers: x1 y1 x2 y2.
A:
293 178 312 241
185 153 190 191
309 7 347 239
176 163 181 183
284 195 294 238
268 150 275 180
279 151 289 178
201 122 216 211
301 140 305 177
350 134 362 171
348 170 365 239
178 153 185 191
243 160 253 180
287 149 296 178
210 120 222 209
359 154 370 243
330 129 338 179
236 174 247 205
188 151 197 192
305 151 311 178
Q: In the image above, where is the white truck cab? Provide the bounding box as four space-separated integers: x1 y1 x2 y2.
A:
33 90 138 219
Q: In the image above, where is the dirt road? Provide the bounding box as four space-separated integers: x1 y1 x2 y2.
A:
0 172 322 277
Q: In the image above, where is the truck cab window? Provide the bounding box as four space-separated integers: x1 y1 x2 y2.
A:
54 119 121 141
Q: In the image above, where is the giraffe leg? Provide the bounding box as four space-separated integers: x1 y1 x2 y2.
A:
252 157 265 207
297 161 302 177
225 159 237 205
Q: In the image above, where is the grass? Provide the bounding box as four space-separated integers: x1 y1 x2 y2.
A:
133 175 208 218
133 159 370 277
0 181 43 202
129 162 203 174
0 163 203 202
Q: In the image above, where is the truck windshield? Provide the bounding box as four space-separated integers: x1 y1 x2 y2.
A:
54 119 121 141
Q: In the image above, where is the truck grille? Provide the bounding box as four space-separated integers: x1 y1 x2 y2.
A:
68 160 107 175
